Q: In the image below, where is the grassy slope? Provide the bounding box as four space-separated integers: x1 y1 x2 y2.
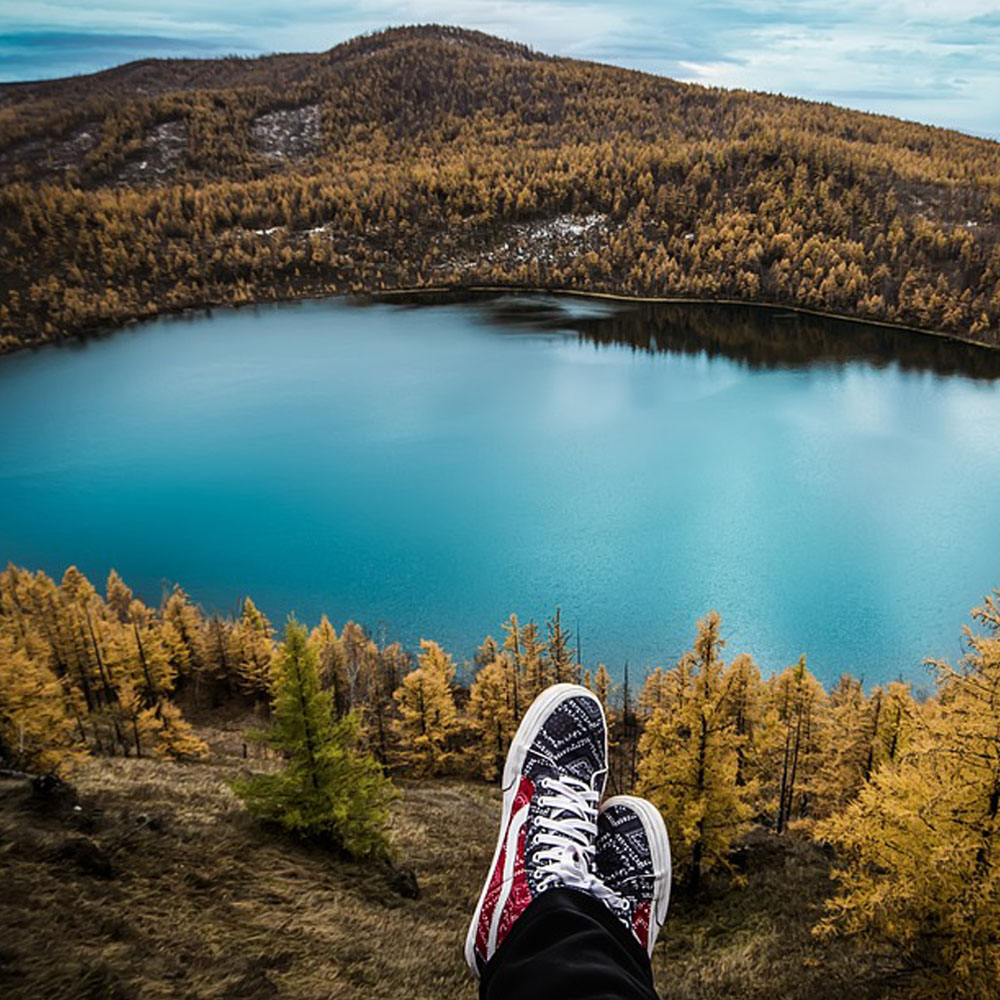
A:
0 723 910 1000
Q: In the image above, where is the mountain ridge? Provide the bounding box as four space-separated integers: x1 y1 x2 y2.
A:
0 27 547 106
1 24 998 351
3 24 994 145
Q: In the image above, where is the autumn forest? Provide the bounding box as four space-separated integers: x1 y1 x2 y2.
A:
3 22 1000 1000
2 559 999 996
1 25 1000 352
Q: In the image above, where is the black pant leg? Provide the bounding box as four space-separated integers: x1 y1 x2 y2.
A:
480 888 660 1000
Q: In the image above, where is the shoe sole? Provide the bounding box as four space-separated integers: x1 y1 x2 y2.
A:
600 794 672 956
463 683 608 978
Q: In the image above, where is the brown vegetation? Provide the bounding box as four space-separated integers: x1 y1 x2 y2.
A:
1 24 998 353
0 753 905 1000
3 563 999 997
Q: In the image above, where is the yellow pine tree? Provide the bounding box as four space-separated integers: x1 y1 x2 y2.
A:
204 615 238 695
0 632 82 773
816 592 1000 997
343 622 394 753
475 635 500 670
720 652 764 791
875 680 917 765
60 566 130 755
1 566 205 762
162 587 209 695
810 674 873 818
138 698 209 759
763 655 827 832
500 614 525 719
637 611 755 891
368 641 409 764
546 607 579 684
105 569 134 623
518 620 547 703
231 597 275 698
1 567 91 734
128 615 207 759
96 614 147 756
308 616 350 717
468 655 517 780
593 663 613 713
340 621 379 717
392 639 459 776
638 666 669 716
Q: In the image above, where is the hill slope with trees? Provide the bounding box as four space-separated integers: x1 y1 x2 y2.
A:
1 24 999 352
2 560 999 996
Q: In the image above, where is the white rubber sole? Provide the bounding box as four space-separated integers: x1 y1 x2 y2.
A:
600 794 672 956
463 683 608 977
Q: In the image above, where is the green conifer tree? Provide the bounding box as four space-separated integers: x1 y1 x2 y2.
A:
232 619 394 859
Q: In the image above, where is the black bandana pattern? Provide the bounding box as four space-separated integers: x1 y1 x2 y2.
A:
595 802 656 923
523 694 607 892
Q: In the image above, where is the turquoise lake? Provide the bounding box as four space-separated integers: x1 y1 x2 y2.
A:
2 294 999 687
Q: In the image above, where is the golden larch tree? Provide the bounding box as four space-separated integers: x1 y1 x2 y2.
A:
811 673 873 818
637 611 755 892
392 639 459 775
308 616 349 717
0 633 81 773
467 656 517 781
762 655 827 832
231 597 275 699
816 591 1000 997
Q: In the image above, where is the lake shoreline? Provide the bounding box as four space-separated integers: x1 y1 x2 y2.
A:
5 280 999 360
4 295 999 680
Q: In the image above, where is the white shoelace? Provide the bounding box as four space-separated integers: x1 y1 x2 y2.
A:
531 774 632 919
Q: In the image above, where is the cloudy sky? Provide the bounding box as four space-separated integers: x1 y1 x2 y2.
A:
2 1 998 137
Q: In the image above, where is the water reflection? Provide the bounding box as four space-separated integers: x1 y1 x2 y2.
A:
3 293 999 682
378 291 1000 380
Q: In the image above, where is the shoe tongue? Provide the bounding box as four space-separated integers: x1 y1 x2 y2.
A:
558 758 601 787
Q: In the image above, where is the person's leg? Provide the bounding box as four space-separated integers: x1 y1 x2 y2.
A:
464 683 672 1000
464 683 610 976
480 887 659 1000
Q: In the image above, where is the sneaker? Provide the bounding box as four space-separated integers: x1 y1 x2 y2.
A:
595 795 672 956
464 683 608 977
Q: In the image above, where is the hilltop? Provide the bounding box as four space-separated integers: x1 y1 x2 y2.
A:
0 726 906 1000
3 562 998 998
1 24 999 350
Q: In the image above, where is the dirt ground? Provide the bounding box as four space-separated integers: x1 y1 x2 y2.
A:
0 732 909 1000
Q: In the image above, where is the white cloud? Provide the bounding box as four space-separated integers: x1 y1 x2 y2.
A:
3 0 999 135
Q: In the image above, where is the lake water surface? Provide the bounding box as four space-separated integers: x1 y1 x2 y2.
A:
2 294 999 687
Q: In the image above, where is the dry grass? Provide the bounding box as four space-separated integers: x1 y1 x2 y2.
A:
0 749 493 1000
0 736 910 1000
655 831 909 1000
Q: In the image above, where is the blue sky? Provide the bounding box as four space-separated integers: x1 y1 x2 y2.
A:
1 1 998 137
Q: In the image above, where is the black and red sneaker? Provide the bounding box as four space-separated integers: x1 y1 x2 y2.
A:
594 795 672 956
464 683 609 976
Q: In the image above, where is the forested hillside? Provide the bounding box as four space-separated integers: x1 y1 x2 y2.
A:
2 561 999 996
1 24 999 352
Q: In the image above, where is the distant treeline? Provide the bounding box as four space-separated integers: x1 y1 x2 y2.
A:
1 560 998 995
1 25 999 353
